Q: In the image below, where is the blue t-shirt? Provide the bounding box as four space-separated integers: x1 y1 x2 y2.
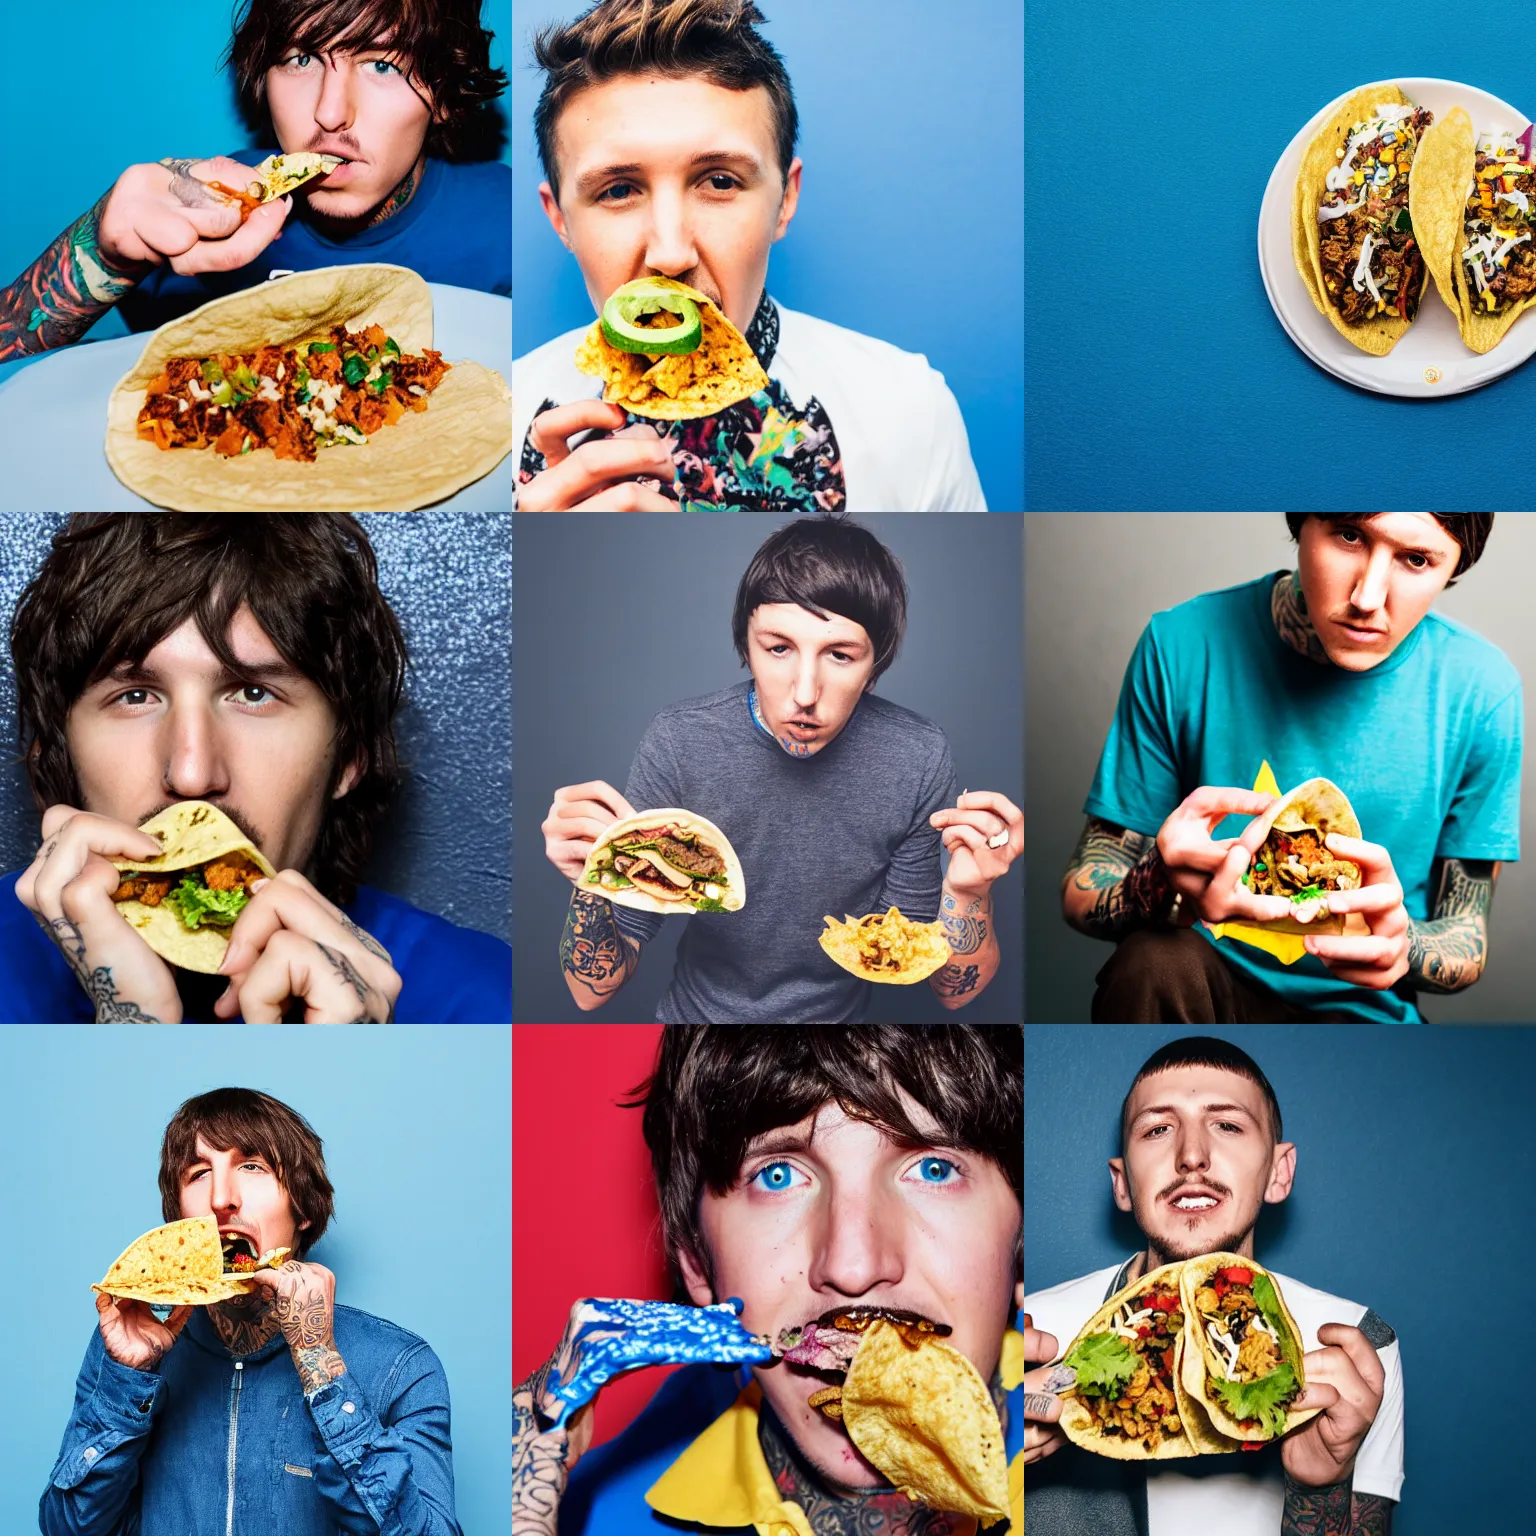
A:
118 154 510 332
0 871 510 1024
1086 573 1523 1024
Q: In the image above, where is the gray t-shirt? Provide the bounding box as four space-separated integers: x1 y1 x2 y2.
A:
614 681 957 1022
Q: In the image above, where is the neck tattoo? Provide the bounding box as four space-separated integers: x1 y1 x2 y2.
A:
1270 570 1331 666
208 1290 282 1356
748 682 814 758
367 157 423 228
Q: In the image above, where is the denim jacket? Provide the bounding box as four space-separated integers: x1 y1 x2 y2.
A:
40 1304 461 1536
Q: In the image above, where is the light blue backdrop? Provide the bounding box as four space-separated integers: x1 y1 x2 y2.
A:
1025 1024 1536 1535
511 0 1024 511
0 1 511 388
1026 0 1536 509
0 1025 510 1532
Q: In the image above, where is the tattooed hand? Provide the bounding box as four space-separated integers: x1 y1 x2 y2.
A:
16 806 182 1023
542 780 637 885
1022 1314 1067 1466
1300 834 1410 991
244 1260 347 1395
96 158 292 275
1281 1323 1386 1490
96 1292 194 1372
1155 786 1302 926
213 869 400 1023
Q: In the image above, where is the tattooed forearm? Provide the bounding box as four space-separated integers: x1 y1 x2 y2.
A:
513 1398 570 1536
315 941 395 1022
1062 818 1173 940
1271 570 1332 665
87 968 163 1023
1406 857 1496 994
294 1343 347 1395
930 887 998 1008
1283 1473 1393 1535
560 890 636 1004
939 891 988 954
0 192 146 361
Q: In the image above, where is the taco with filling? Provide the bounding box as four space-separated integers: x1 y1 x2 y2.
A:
111 801 277 974
1057 1262 1203 1460
1179 1253 1319 1444
575 277 768 420
1241 777 1362 934
1411 108 1536 353
92 1215 286 1306
580 808 746 915
106 263 512 510
818 907 951 984
1293 85 1434 354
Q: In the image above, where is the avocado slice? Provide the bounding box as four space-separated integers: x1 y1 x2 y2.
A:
600 280 703 356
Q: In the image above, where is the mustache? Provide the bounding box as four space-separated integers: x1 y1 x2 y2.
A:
1158 1178 1233 1201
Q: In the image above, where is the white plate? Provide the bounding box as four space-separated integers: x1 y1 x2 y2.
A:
1259 78 1535 397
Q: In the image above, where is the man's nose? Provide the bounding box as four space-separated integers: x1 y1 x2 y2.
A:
1175 1127 1210 1173
810 1183 902 1297
313 55 357 133
791 658 819 708
643 189 700 279
210 1169 238 1213
1351 546 1392 614
161 707 231 801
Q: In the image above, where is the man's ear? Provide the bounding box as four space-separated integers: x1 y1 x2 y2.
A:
676 1244 715 1307
1263 1141 1297 1205
332 755 365 799
539 183 574 250
1108 1156 1134 1214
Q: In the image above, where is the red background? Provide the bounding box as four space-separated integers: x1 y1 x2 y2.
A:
512 1024 675 1449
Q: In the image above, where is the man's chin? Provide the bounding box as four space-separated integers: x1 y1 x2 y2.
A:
1145 1223 1253 1264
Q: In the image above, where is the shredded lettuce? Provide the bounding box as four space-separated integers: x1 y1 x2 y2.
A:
1250 1272 1302 1374
1062 1331 1138 1398
1209 1362 1299 1439
691 896 727 913
165 879 249 931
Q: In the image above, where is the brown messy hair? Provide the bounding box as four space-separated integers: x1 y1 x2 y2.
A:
10 514 407 906
1285 512 1494 583
228 0 509 161
160 1087 336 1256
533 0 798 203
632 1026 1022 1299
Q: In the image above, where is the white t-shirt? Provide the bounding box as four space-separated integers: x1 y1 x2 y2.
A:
1024 1262 1405 1534
512 299 987 511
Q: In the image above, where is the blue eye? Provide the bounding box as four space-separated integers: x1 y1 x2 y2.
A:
914 1157 958 1184
369 59 399 76
751 1161 802 1192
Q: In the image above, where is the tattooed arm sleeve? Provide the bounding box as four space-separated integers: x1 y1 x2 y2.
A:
560 889 639 1011
1405 858 1497 995
1282 1473 1393 1535
0 193 148 362
929 885 1001 1008
1061 817 1176 941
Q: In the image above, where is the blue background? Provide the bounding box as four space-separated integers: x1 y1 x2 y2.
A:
1025 2 1536 509
0 513 512 944
510 0 1023 511
0 0 511 390
1024 1023 1536 1533
0 1024 510 1532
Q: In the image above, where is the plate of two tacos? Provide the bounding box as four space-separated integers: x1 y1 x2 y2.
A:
107 263 512 509
93 1215 289 1306
1058 1254 1318 1458
1264 78 1536 394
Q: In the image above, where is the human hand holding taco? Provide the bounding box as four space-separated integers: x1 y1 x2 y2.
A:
94 1292 194 1372
1023 1313 1067 1465
212 868 399 1024
1155 787 1300 926
1300 833 1410 989
1280 1323 1386 1488
543 781 638 885
16 805 184 1023
242 1258 346 1392
97 158 294 277
519 401 679 512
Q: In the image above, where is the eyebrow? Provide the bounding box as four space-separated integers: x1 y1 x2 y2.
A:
743 1126 815 1160
1341 523 1446 560
1131 1102 1256 1123
101 659 307 690
756 629 870 651
574 150 765 198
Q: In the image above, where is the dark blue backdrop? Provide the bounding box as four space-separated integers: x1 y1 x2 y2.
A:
511 0 1024 512
1025 1 1536 509
1024 1023 1536 1533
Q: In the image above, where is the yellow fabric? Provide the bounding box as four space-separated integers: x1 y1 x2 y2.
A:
1000 1328 1024 1390
1204 759 1309 965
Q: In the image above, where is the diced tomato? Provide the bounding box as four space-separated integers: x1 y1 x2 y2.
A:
1217 1266 1254 1285
1136 1325 1152 1338
1161 1348 1175 1375
1240 1442 1264 1452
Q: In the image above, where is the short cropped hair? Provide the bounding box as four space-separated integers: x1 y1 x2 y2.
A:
732 515 908 683
10 514 408 906
1120 1036 1283 1150
159 1087 335 1257
632 1025 1022 1298
228 0 509 162
533 0 798 203
1285 512 1493 583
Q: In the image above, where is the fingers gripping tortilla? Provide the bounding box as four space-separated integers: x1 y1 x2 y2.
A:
1241 777 1362 935
1179 1253 1319 1444
111 801 277 974
580 808 746 915
575 277 768 420
105 264 512 511
93 1216 261 1306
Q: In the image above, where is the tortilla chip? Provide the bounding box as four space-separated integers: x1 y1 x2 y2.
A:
106 264 511 510
92 1215 254 1306
842 1321 1010 1524
818 908 951 984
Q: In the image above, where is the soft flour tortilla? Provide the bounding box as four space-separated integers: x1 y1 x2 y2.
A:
1179 1253 1321 1443
113 801 277 974
1293 83 1425 355
1244 777 1363 937
92 1215 254 1306
1058 1262 1208 1460
106 263 511 510
574 277 768 420
841 1321 1010 1524
578 808 746 915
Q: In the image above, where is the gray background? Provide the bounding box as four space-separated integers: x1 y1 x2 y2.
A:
514 513 1023 1023
1026 512 1535 1023
0 513 511 943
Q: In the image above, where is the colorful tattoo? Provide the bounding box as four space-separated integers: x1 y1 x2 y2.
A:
1406 857 1496 994
1063 818 1174 939
1270 570 1332 665
1282 1473 1393 1535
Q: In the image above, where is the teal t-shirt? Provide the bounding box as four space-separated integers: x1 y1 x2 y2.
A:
1086 573 1523 1023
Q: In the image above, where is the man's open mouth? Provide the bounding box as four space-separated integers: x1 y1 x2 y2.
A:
773 1307 952 1418
1166 1186 1226 1216
220 1229 259 1267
